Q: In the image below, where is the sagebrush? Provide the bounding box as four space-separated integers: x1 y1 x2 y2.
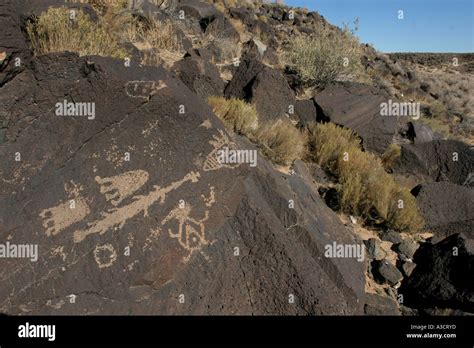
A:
307 123 424 231
26 7 128 59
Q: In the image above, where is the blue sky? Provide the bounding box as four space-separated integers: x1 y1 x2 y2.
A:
285 0 474 52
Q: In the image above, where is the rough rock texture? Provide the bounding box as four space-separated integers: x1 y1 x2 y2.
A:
406 122 440 144
364 238 386 261
412 182 474 239
395 241 420 260
395 140 474 186
0 20 366 313
224 55 265 100
379 230 402 244
313 82 403 154
364 293 401 315
400 234 474 313
172 49 226 98
372 260 404 286
225 55 295 121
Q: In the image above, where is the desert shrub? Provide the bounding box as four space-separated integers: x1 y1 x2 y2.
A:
306 122 360 170
255 119 306 166
26 7 127 59
283 24 363 88
120 14 185 66
382 143 401 170
207 97 258 135
307 122 424 231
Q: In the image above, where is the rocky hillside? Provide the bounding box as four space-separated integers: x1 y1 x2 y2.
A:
0 0 472 315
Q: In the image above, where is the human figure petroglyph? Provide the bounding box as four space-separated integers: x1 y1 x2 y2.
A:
161 186 216 262
73 171 200 243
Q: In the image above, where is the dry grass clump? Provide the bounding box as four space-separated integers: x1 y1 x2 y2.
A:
26 7 128 59
307 123 424 231
255 119 306 166
283 24 364 88
123 17 183 54
382 143 401 170
207 97 258 135
121 15 185 66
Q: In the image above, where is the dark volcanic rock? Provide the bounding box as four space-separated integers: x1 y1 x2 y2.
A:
172 49 226 98
372 260 404 285
379 230 402 244
177 0 238 40
400 233 474 313
225 56 295 121
395 240 420 260
249 67 296 121
412 182 474 239
400 261 416 277
224 55 264 100
293 99 317 125
364 238 386 261
406 122 439 144
313 82 402 154
394 140 474 186
0 39 366 314
364 293 401 315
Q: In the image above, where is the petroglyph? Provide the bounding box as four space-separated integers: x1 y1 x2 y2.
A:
93 244 117 269
200 119 212 129
125 80 168 99
203 130 241 172
49 246 67 262
161 187 216 262
95 170 149 206
144 227 161 251
73 172 201 243
39 182 90 237
202 186 215 207
142 119 159 138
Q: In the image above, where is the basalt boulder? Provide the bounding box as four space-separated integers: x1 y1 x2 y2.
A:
172 49 226 98
224 55 295 122
0 47 366 315
411 182 474 239
313 81 403 154
394 140 474 186
400 233 474 313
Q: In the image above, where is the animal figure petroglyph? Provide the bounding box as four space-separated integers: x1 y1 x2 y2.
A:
73 172 200 243
203 130 241 172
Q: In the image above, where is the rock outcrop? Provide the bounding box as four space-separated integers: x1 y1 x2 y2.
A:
394 140 474 186
412 182 474 239
313 82 403 154
400 233 474 313
0 2 366 313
